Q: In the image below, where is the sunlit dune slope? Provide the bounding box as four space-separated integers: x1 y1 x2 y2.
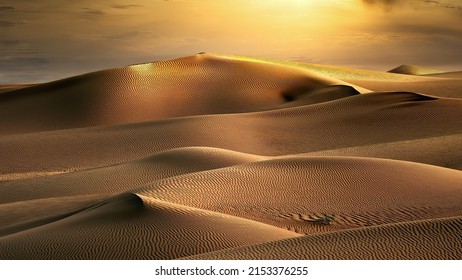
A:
0 54 368 135
228 55 462 98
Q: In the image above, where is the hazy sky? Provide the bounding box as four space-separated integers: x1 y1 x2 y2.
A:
1 0 462 83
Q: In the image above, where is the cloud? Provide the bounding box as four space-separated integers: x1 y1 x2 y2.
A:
111 4 143 9
103 31 157 40
81 8 105 16
0 6 15 11
0 39 21 46
0 56 49 68
0 20 25 27
360 0 403 10
391 23 462 39
362 0 400 5
0 5 40 13
0 56 50 83
361 0 462 11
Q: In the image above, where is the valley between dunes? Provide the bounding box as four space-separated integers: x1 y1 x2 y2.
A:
0 53 461 259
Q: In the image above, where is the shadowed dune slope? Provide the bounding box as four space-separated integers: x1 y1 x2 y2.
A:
1 91 461 176
186 216 462 260
0 195 107 237
0 54 368 135
0 193 299 259
0 84 36 94
275 85 360 108
137 156 462 234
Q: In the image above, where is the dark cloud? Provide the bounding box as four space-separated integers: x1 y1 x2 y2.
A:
81 8 105 16
0 56 49 68
111 4 143 9
360 0 403 11
361 0 400 6
0 20 24 27
0 39 21 46
361 0 462 11
0 52 50 82
0 6 15 11
362 0 399 4
103 31 157 40
392 23 462 39
0 5 39 13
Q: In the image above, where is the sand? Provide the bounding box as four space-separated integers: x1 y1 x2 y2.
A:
0 53 461 259
387 65 444 75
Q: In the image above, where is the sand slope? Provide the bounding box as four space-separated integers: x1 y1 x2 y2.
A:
1 91 460 176
0 193 299 259
136 156 462 235
0 147 266 202
233 56 462 98
388 65 444 75
0 54 368 135
187 216 462 260
0 54 461 259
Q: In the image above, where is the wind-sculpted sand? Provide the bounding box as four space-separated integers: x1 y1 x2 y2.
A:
0 54 461 259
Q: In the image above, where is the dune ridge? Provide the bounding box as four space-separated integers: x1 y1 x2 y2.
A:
0 54 461 259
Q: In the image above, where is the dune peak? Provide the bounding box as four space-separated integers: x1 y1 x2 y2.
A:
388 65 444 75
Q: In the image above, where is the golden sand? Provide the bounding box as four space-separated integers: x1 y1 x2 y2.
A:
0 54 461 259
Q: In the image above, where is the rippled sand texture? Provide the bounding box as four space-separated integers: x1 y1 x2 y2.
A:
0 54 461 259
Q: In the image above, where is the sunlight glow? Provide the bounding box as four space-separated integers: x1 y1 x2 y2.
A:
256 0 318 7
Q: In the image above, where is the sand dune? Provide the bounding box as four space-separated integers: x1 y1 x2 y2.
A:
1 91 460 176
235 56 462 98
0 193 299 259
303 134 462 170
187 216 462 260
137 156 462 235
0 54 461 259
0 53 368 135
0 147 266 202
423 71 462 78
348 79 462 99
388 65 444 75
0 84 36 94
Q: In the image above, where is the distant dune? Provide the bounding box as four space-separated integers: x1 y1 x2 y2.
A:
388 65 444 75
0 54 461 259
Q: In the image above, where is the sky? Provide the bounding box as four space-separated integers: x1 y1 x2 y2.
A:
1 0 462 83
